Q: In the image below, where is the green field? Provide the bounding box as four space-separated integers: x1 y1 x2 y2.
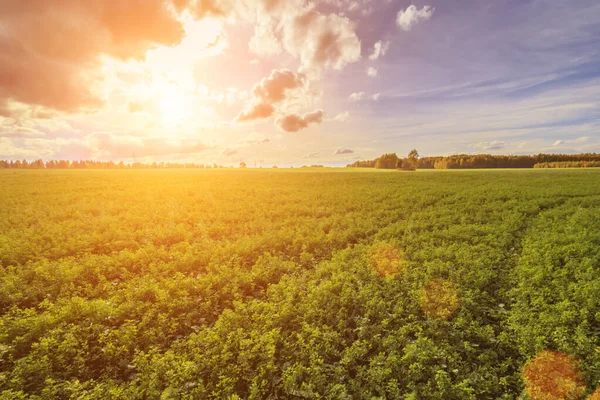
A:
1 169 600 399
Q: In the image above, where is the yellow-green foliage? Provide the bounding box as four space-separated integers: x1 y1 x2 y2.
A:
419 278 460 320
369 242 403 277
1 169 600 399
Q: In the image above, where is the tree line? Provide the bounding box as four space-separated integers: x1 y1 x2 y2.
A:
534 161 600 168
347 152 600 169
2 152 599 170
0 160 226 169
348 150 420 170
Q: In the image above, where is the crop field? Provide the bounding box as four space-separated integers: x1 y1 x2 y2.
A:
1 169 600 399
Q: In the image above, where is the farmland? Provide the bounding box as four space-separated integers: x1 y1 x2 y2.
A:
1 169 599 399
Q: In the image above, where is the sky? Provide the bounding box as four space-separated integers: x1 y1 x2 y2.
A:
0 0 599 166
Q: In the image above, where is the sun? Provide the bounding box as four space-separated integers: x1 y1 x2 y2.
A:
158 87 189 128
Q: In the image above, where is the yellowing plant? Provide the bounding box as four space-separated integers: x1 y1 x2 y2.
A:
587 388 600 399
523 351 586 400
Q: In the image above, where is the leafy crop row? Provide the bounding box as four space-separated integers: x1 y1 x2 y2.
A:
1 169 599 399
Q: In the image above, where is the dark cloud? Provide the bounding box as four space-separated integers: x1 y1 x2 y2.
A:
303 152 320 158
275 109 324 132
0 0 194 115
236 103 275 122
333 148 354 155
469 140 507 151
275 114 307 132
236 69 308 122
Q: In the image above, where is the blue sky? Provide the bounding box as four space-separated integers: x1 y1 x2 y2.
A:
331 0 600 161
0 0 598 165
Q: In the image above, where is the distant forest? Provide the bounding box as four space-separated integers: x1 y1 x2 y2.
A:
1 153 599 170
347 152 600 169
0 160 225 169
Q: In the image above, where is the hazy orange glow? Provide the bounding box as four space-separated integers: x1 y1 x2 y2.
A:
419 278 460 320
587 388 600 399
369 243 403 277
522 351 586 400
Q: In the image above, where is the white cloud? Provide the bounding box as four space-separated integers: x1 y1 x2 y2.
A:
241 134 271 146
322 0 371 15
0 137 59 158
303 109 325 124
222 148 239 157
361 6 373 16
397 5 434 31
0 125 45 138
249 19 282 57
553 136 590 146
0 133 213 160
367 67 378 77
86 133 211 159
369 40 390 61
282 6 361 78
334 111 350 122
468 140 507 151
349 91 365 101
372 93 381 101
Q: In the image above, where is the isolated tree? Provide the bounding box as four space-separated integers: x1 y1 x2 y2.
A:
239 162 247 168
408 149 419 169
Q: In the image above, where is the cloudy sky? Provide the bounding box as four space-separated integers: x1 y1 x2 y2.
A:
0 0 599 166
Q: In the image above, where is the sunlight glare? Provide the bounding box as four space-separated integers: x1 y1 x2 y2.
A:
158 86 190 128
